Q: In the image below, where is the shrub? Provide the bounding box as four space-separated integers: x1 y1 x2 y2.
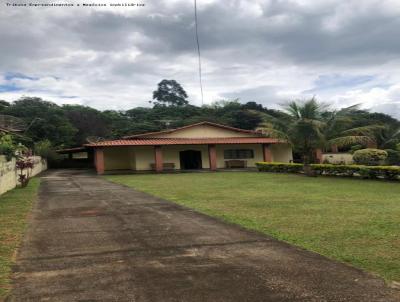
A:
34 140 59 160
366 166 400 180
310 164 362 177
0 134 16 161
16 157 34 187
256 162 303 173
256 162 400 180
353 148 388 166
350 144 364 154
385 149 400 166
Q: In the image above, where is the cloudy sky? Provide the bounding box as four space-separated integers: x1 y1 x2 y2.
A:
1 0 400 118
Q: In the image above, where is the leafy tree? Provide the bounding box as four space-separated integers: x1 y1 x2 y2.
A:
380 125 400 149
0 134 17 160
34 139 59 160
324 105 383 149
256 98 326 163
103 110 160 137
256 100 387 163
3 97 77 147
152 79 189 107
1 93 399 156
0 100 10 112
63 105 110 145
385 149 400 165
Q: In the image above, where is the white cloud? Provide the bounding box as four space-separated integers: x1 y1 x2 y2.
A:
0 0 399 119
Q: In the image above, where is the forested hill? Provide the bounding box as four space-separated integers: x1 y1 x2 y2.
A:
0 97 282 147
0 96 399 151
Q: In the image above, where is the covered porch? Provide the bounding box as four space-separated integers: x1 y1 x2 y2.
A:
92 143 292 174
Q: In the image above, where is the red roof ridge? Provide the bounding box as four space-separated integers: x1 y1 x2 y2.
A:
123 121 261 139
132 136 255 140
84 137 283 147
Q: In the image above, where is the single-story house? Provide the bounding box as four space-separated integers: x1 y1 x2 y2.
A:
84 121 293 174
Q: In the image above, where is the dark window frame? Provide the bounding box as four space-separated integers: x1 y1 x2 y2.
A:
224 149 254 159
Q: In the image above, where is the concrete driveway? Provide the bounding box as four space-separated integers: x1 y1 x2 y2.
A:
8 170 399 301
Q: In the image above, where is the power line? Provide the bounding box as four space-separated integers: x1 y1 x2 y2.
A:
194 0 204 106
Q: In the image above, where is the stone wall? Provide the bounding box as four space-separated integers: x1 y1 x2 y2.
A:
0 156 47 195
322 153 354 165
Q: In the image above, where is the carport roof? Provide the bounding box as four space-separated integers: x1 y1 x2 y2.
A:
85 137 281 147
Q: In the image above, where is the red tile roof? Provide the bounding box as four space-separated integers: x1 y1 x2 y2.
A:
123 121 262 139
85 137 281 147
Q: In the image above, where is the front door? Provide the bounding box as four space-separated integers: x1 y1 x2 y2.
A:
179 150 202 170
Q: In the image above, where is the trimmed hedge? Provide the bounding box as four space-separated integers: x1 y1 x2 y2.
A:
353 148 388 166
256 162 400 180
256 162 303 173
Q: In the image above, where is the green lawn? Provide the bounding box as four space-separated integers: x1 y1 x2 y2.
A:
0 179 40 299
106 172 400 282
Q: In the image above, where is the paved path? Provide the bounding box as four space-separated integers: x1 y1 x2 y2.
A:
8 170 399 301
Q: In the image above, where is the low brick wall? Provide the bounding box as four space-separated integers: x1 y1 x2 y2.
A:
0 156 47 195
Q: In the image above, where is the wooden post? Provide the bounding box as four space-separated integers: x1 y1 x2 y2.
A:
154 145 163 172
262 144 272 162
95 148 105 175
208 144 217 171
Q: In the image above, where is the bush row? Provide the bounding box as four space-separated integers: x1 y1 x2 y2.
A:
256 162 400 180
256 162 304 173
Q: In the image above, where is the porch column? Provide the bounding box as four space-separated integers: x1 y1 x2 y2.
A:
154 145 163 172
315 148 323 163
208 144 217 171
262 144 272 162
95 148 105 175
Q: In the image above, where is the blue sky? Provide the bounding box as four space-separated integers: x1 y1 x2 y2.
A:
0 0 399 118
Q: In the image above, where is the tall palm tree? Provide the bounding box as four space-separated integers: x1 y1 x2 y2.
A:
379 126 400 149
255 99 380 163
324 105 383 149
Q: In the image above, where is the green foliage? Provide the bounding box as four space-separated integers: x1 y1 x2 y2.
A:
256 162 400 180
3 97 77 147
357 166 400 180
0 100 10 112
310 164 400 180
152 79 189 107
1 92 399 152
385 149 400 166
310 164 363 177
349 144 363 154
0 135 16 160
353 148 388 165
255 162 304 173
0 178 40 299
34 140 59 161
63 105 111 145
257 98 327 163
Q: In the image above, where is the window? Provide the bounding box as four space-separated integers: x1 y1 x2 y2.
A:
224 149 254 159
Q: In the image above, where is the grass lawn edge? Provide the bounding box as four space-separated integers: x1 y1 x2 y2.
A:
0 178 40 300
